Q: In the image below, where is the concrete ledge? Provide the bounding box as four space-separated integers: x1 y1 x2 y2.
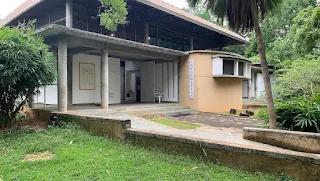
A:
56 113 131 140
125 128 320 181
243 127 320 153
28 109 131 140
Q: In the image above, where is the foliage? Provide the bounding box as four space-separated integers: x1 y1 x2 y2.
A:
276 93 320 133
183 0 224 25
290 5 320 56
148 118 200 130
245 0 316 61
258 92 320 133
99 0 128 32
274 57 320 98
221 45 247 56
0 127 295 180
0 22 56 129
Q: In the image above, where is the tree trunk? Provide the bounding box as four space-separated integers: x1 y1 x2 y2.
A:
250 0 277 129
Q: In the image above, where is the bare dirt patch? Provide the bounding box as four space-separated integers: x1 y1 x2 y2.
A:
22 152 55 162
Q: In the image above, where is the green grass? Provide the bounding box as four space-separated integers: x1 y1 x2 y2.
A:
149 118 201 129
0 126 294 181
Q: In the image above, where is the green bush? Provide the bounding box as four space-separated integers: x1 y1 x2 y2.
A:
0 22 56 128
258 92 320 133
274 57 320 98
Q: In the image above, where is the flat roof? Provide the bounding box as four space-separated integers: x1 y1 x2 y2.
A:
37 24 187 60
1 0 247 44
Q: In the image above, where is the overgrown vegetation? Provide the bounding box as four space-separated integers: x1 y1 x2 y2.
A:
0 126 294 180
0 22 56 129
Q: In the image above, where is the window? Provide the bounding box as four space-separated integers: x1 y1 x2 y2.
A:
158 28 171 48
172 32 184 51
148 25 157 46
238 62 244 76
223 59 234 75
148 25 190 51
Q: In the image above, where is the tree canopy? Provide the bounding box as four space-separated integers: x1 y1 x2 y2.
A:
0 22 56 128
99 0 128 32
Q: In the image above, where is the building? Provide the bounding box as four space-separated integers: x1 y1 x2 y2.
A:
242 63 274 100
1 0 250 112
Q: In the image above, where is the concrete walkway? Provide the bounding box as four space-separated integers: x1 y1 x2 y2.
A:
34 104 319 159
56 107 319 159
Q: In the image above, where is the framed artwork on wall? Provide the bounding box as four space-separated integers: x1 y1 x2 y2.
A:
79 62 95 90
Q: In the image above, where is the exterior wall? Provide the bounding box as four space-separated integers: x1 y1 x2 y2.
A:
155 62 179 102
72 54 121 104
180 53 243 112
243 70 275 99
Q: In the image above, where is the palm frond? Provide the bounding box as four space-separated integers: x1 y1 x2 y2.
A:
187 0 283 32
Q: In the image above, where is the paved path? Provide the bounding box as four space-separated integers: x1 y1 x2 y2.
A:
36 104 319 158
168 112 265 128
63 108 319 158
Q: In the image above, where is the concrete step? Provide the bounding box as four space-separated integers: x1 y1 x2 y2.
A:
122 106 191 115
111 103 180 111
138 109 196 117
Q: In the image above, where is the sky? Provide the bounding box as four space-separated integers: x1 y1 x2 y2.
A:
0 0 188 19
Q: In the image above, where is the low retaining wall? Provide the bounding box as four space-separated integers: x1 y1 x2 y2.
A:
243 127 320 153
57 113 130 140
27 108 131 140
125 129 320 181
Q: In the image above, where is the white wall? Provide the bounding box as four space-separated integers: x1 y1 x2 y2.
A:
72 54 121 104
34 81 58 105
155 62 179 102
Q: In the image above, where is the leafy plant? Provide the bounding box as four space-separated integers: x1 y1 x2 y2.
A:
99 0 128 32
258 92 320 133
274 57 320 98
0 21 56 129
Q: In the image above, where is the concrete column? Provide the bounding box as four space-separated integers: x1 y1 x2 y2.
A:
144 23 149 44
190 37 194 51
101 49 109 109
58 40 68 112
248 78 252 99
66 0 73 28
234 61 239 76
67 55 73 105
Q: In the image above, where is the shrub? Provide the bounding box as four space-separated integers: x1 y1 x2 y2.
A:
274 57 320 98
258 92 320 133
0 22 56 129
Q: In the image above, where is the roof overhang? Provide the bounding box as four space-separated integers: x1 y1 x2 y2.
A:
136 0 248 44
36 24 187 61
2 0 248 46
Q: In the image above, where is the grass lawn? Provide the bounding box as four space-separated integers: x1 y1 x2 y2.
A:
148 117 201 129
0 126 293 181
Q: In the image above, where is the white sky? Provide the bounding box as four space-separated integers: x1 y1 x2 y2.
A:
0 0 188 19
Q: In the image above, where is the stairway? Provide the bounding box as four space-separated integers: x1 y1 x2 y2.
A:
112 103 195 117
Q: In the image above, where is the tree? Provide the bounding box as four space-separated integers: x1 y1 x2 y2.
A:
188 0 282 129
99 0 128 32
0 22 56 129
245 0 316 61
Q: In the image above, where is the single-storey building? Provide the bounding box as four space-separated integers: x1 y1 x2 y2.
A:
1 0 252 112
242 63 275 100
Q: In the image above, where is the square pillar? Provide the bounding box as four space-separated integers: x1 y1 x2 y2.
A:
66 0 73 28
58 40 68 112
101 49 109 109
190 37 194 51
67 55 73 105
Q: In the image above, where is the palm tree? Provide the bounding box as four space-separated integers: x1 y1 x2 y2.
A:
188 0 282 129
